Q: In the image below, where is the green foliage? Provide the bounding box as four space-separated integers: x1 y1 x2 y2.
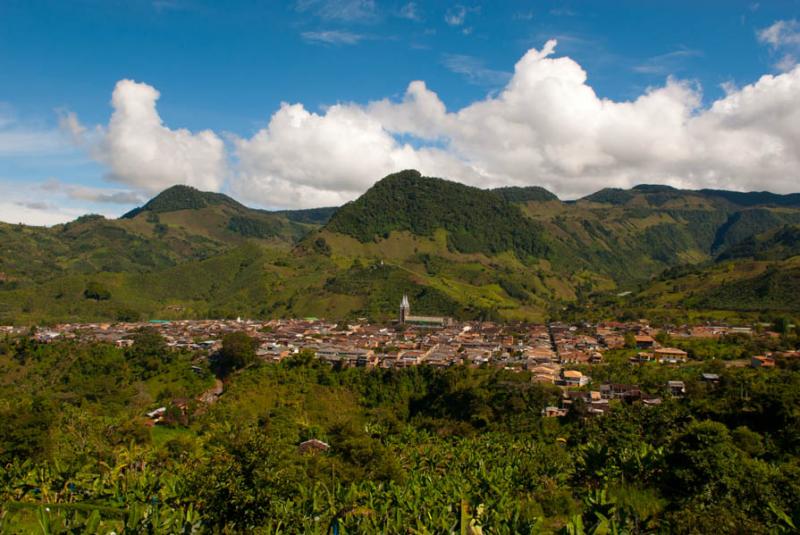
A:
698 266 800 312
227 215 283 238
217 331 257 372
0 397 53 464
492 185 558 203
326 170 550 259
6 175 800 324
2 341 800 532
718 224 800 261
122 184 245 217
83 281 110 301
276 206 339 225
126 327 170 376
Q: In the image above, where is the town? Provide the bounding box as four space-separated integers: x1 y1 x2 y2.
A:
6 296 796 423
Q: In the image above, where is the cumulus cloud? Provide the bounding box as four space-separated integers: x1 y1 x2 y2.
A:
68 79 227 194
232 101 474 208
232 39 800 207
63 41 800 211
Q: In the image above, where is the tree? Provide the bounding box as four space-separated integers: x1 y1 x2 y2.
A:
218 331 257 372
84 281 111 301
127 327 170 375
624 332 637 349
773 317 791 335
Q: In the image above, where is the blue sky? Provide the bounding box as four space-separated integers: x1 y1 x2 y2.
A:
1 0 800 224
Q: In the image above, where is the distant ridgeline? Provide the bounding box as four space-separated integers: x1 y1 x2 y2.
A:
2 170 800 324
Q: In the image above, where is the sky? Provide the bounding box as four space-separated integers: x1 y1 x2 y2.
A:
1 0 800 225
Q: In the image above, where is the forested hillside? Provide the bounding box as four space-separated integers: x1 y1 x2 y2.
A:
1 332 799 532
2 171 800 324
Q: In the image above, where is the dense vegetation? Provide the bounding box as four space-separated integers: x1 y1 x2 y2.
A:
3 172 800 324
121 185 246 218
717 225 800 261
492 186 558 203
1 332 799 533
326 170 551 260
275 206 339 225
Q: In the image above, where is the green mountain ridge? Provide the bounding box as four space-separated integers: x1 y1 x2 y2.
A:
2 171 800 324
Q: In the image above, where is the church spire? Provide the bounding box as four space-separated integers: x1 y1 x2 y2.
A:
400 294 410 323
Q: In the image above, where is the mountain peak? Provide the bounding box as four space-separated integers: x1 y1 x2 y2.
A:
121 185 244 219
324 170 550 259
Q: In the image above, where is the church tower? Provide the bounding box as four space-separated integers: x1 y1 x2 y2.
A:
400 294 410 323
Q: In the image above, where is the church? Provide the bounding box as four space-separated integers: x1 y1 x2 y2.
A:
398 294 452 327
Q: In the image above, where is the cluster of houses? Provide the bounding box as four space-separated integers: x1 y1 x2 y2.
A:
10 312 793 376
6 308 796 425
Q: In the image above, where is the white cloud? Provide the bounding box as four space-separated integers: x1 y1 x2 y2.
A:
233 39 800 207
444 5 480 27
232 101 475 208
57 41 800 212
301 30 367 45
441 53 511 86
0 201 85 226
48 181 145 204
296 0 377 22
397 2 421 21
0 180 111 226
632 48 702 76
758 19 800 48
444 5 466 26
0 105 71 156
68 79 227 194
758 19 800 71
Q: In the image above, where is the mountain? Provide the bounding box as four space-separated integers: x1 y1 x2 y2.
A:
632 225 800 315
120 185 316 243
491 185 559 203
2 172 800 324
582 184 800 209
0 186 323 294
325 170 550 258
716 224 800 262
121 185 247 218
274 206 338 225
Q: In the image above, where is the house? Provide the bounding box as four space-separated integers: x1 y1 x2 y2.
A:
630 351 655 364
701 373 720 384
751 355 775 369
563 390 596 404
635 335 656 349
298 439 330 454
561 370 590 387
542 406 569 417
146 407 167 421
655 347 688 364
642 396 663 406
667 380 686 396
602 334 626 349
529 363 560 384
600 383 641 401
